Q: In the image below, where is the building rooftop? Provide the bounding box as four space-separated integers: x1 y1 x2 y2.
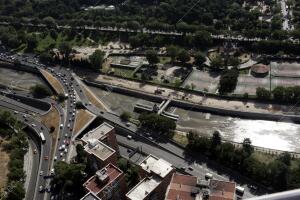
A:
83 163 123 195
209 180 236 200
165 174 200 200
80 192 101 200
84 139 115 161
81 122 114 143
126 176 162 200
140 155 173 178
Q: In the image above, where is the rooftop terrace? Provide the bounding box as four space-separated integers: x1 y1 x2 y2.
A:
84 139 115 161
140 154 173 178
82 122 114 143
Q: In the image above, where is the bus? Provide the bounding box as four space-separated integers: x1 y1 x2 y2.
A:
40 132 46 143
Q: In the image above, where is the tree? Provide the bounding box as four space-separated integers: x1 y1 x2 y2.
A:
210 55 224 69
166 45 179 63
120 111 131 121
256 87 271 100
59 42 72 61
268 160 289 191
57 93 67 102
272 86 285 102
6 181 25 200
76 144 87 164
26 35 38 51
242 138 254 156
39 52 52 63
53 161 86 196
89 49 105 70
145 50 159 66
219 68 239 94
277 152 291 166
75 101 85 109
50 29 58 40
138 113 176 135
211 131 221 148
194 52 206 66
193 30 213 48
30 84 52 98
177 49 190 64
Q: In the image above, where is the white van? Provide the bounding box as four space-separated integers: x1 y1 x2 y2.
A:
205 173 213 179
236 186 245 195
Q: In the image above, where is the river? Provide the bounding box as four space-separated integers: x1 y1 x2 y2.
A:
89 86 300 152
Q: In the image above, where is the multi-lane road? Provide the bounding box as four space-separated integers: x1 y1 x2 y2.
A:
0 53 265 199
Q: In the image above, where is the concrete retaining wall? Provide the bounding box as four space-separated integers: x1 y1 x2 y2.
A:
84 79 300 123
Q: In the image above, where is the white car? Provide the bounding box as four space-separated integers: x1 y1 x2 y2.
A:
127 135 132 140
39 171 43 176
14 111 19 114
54 156 57 161
60 152 64 157
31 123 36 127
64 149 68 153
39 186 43 192
50 168 55 175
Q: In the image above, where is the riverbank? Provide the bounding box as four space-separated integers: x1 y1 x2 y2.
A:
83 74 300 123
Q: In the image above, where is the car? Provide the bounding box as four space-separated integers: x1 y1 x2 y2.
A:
44 156 49 160
205 173 213 179
50 168 55 175
39 171 43 176
60 152 64 157
65 133 68 138
54 156 57 161
64 149 68 153
125 122 130 127
148 136 153 141
127 149 132 153
14 111 19 114
33 149 37 154
188 166 194 171
39 186 44 192
31 123 36 127
60 124 63 129
127 135 132 140
67 123 70 128
62 158 65 162
249 185 258 191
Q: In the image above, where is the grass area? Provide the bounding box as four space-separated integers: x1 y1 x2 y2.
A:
35 32 92 53
73 109 95 135
251 152 276 164
113 68 134 78
159 56 171 64
40 69 65 94
239 68 249 75
0 137 9 192
172 132 188 146
40 107 60 161
81 84 109 111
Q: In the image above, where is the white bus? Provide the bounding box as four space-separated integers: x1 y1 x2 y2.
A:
40 132 46 143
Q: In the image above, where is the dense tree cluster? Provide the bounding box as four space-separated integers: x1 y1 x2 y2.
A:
256 86 300 103
138 113 176 135
89 49 105 70
30 84 52 98
218 68 239 94
0 110 28 200
186 131 300 191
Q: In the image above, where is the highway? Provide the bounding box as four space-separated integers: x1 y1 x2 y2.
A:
0 98 52 200
0 53 267 199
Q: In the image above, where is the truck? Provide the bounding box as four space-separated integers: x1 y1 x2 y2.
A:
236 186 245 195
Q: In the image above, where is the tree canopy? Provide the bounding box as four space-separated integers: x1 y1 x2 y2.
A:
89 49 105 70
